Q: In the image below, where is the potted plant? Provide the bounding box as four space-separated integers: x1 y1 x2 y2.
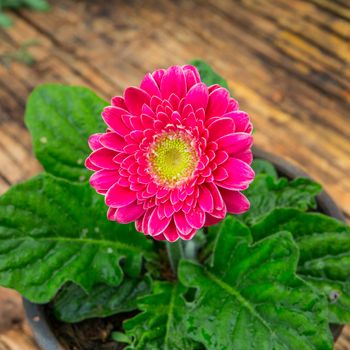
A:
0 61 348 350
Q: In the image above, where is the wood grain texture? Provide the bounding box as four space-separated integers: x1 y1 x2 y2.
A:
0 0 349 349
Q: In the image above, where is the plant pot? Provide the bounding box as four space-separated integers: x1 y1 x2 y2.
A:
23 148 345 350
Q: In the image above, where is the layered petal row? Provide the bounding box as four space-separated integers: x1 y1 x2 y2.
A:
86 65 254 241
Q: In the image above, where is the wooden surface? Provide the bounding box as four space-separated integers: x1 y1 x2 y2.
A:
0 0 349 348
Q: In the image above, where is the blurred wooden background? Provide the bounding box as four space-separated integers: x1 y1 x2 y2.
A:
0 0 349 349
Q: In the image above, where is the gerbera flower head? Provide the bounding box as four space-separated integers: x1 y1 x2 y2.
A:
86 65 254 242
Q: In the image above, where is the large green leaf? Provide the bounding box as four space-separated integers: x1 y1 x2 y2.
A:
251 208 350 324
239 174 322 225
190 60 230 90
123 281 197 350
53 276 150 323
0 174 155 303
179 217 333 350
25 84 108 182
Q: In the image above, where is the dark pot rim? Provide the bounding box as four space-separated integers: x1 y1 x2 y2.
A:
23 148 345 349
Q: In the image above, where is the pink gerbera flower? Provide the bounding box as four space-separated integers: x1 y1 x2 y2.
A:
86 65 254 242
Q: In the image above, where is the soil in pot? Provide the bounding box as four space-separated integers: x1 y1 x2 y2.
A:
44 247 175 350
46 308 134 350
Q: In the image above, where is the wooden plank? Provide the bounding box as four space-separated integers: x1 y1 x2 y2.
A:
0 121 41 192
2 1 348 217
0 287 38 350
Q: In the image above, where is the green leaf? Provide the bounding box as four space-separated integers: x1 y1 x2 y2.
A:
0 0 22 8
251 208 350 324
23 0 50 11
25 84 108 182
239 174 322 225
1 0 49 10
251 208 348 241
190 59 230 90
53 276 151 323
111 332 132 345
124 281 197 350
0 174 155 303
0 12 12 27
251 159 277 177
179 217 333 350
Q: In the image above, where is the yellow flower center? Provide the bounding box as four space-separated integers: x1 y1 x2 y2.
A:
149 134 198 187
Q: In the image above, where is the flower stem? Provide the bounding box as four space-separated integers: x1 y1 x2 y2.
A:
166 240 184 275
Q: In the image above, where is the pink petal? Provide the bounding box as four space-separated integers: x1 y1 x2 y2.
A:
217 158 255 190
227 98 239 112
156 187 170 199
169 94 180 110
206 88 230 118
235 149 253 165
164 201 175 217
213 167 229 181
135 217 143 232
183 70 197 90
85 157 101 171
90 169 119 192
146 182 158 195
183 83 209 111
122 114 133 129
113 152 128 164
207 118 235 141
142 104 155 118
99 133 126 152
163 220 180 242
151 96 163 113
114 202 145 224
141 209 153 235
178 228 197 240
111 96 127 109
224 111 251 133
124 87 151 116
153 233 166 241
173 200 183 212
88 133 103 151
183 65 201 88
88 148 118 169
195 107 206 122
210 205 227 220
185 207 205 229
217 133 253 155
105 183 136 207
170 188 180 205
208 84 221 93
160 66 186 99
102 107 131 136
198 185 214 212
140 73 161 98
245 122 253 134
141 114 154 129
129 116 143 130
220 189 250 214
214 150 229 165
152 69 165 87
107 207 117 221
204 214 223 226
174 212 193 235
205 182 225 210
148 207 171 236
